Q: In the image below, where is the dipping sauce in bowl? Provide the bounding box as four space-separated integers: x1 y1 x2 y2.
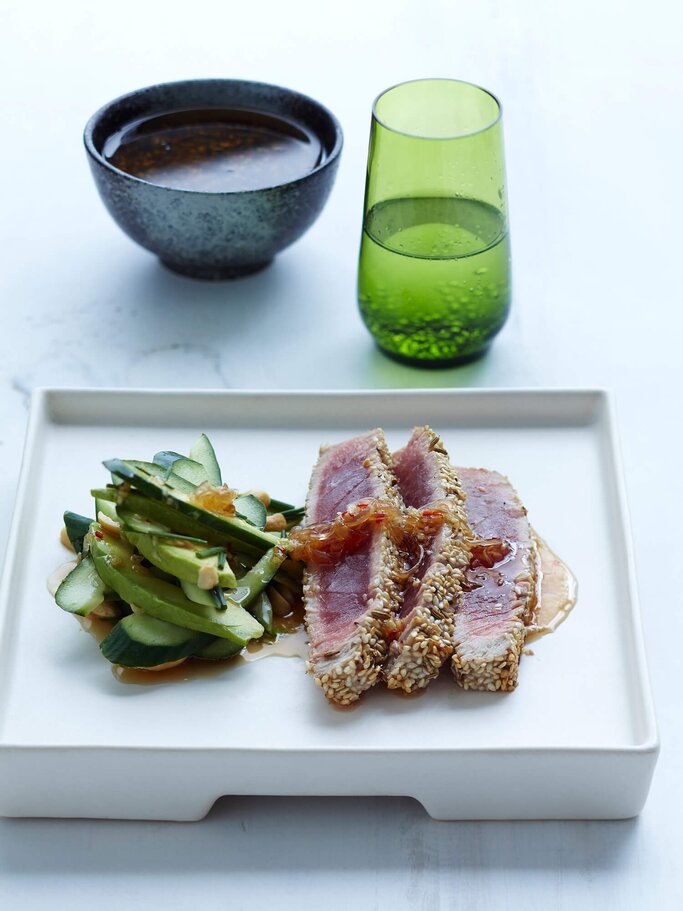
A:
104 108 323 193
84 79 343 279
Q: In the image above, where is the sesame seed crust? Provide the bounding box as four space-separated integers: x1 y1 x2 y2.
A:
384 427 472 693
451 566 537 691
450 467 538 692
304 430 404 706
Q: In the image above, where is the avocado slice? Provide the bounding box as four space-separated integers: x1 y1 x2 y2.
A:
89 528 263 646
122 528 237 589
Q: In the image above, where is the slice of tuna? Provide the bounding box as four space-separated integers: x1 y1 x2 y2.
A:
452 468 538 692
301 430 403 705
384 427 471 693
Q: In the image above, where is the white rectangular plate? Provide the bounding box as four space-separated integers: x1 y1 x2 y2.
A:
0 388 658 820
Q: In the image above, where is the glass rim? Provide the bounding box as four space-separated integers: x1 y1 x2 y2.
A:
371 77 502 140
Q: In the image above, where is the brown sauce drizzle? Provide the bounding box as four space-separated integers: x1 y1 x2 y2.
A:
526 530 577 642
288 497 455 569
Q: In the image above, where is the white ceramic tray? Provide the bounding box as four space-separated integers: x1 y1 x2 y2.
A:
0 388 658 821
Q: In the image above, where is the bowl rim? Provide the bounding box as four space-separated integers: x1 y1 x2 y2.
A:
83 77 344 196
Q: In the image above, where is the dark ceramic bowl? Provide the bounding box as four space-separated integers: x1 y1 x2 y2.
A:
84 79 343 279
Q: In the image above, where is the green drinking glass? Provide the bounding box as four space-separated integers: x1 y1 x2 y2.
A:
358 78 511 367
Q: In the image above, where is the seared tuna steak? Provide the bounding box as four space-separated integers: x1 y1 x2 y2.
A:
452 468 537 692
299 430 403 705
384 427 471 693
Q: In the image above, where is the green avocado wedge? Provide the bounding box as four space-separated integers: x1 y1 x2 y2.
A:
123 529 237 589
89 529 263 646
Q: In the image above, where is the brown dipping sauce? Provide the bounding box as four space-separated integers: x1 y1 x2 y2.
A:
103 108 323 192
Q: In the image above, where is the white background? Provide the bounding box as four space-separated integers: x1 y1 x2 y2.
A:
0 0 681 907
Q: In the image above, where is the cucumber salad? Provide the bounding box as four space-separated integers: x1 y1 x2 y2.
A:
52 433 304 671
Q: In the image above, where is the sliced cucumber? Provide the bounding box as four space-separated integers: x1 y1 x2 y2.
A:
89 530 263 645
189 433 221 486
100 613 211 667
179 545 283 616
251 591 275 636
268 498 295 512
111 493 227 545
55 553 106 616
124 529 236 588
91 487 118 504
124 460 197 496
95 498 118 522
234 494 267 529
63 511 92 554
117 509 205 544
103 461 280 554
170 457 208 487
194 637 243 660
153 450 186 472
281 506 305 525
234 547 287 609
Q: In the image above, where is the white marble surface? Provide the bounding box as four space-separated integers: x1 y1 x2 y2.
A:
0 0 681 907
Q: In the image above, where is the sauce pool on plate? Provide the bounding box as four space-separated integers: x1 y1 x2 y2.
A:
103 107 323 192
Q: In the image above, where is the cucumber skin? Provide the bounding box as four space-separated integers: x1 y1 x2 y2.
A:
237 547 287 610
63 511 93 554
153 451 185 471
189 434 222 486
55 554 106 616
234 494 267 529
125 460 196 496
171 457 208 487
195 638 243 660
100 613 211 667
89 531 263 645
117 493 227 544
252 592 275 636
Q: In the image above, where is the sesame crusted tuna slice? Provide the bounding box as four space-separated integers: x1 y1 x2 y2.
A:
384 427 471 693
301 430 403 705
452 468 538 692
